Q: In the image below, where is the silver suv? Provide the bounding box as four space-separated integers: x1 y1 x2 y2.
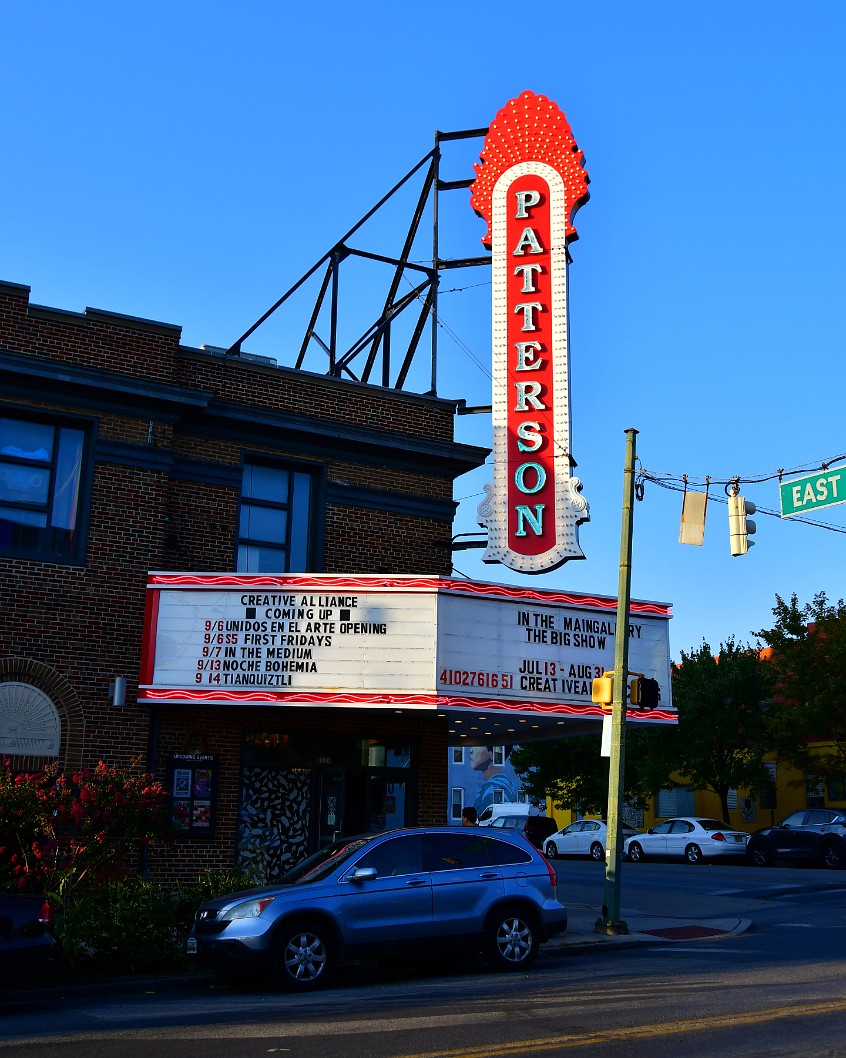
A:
188 827 567 990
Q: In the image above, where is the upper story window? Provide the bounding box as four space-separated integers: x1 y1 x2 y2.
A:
236 459 320 573
0 414 90 564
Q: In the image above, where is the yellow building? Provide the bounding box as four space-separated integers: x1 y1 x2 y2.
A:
548 741 845 835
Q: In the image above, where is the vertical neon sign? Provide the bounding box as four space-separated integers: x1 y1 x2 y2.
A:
471 91 590 573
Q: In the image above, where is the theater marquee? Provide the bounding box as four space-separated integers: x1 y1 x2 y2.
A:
139 574 675 733
471 91 591 573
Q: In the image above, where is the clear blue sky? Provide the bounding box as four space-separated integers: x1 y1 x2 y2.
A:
3 1 844 658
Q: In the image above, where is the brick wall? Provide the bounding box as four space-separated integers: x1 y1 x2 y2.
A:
0 285 181 385
0 279 479 883
147 706 450 885
179 352 456 444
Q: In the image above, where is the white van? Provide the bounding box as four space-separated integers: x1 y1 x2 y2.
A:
477 803 541 827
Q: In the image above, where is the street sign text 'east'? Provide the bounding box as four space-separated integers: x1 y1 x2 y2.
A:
779 466 846 517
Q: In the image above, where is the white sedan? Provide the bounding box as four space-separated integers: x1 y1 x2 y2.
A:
624 817 748 864
544 820 640 862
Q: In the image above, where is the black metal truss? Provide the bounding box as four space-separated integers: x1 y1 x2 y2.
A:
226 129 491 395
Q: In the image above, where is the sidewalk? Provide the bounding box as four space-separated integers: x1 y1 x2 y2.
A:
543 901 752 954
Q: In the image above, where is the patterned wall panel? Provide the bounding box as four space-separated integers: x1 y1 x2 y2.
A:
237 766 311 881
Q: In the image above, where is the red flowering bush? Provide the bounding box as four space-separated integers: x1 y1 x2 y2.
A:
0 757 171 901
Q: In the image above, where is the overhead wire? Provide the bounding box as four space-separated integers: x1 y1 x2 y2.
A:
639 470 846 535
639 453 846 489
405 262 846 538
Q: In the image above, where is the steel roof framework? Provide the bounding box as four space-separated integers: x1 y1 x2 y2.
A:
226 129 491 395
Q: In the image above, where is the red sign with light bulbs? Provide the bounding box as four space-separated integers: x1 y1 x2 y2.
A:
471 91 590 573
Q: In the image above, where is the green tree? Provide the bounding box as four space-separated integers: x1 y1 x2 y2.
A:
510 725 678 816
672 639 775 823
757 592 846 787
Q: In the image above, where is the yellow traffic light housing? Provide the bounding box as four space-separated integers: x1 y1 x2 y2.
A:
591 673 614 708
728 492 756 556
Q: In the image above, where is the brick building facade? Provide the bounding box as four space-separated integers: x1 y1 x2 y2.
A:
0 278 487 884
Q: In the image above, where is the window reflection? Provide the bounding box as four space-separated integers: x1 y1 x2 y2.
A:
236 460 315 573
0 416 88 562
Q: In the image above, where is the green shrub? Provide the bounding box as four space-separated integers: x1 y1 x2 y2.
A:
58 866 260 976
178 865 258 907
60 877 184 974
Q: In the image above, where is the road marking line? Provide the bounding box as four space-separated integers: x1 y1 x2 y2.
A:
393 998 846 1058
4 997 846 1049
642 952 748 960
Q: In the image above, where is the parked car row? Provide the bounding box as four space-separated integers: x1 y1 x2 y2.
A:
7 809 845 995
544 810 846 869
186 810 844 992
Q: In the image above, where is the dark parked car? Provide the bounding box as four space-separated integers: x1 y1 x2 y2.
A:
0 892 57 986
488 813 558 850
188 827 567 990
747 808 846 869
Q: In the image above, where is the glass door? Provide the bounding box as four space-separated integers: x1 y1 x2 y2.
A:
317 768 345 846
366 774 408 831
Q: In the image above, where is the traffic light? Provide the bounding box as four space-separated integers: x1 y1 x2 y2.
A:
629 677 661 709
638 677 661 709
728 493 756 556
591 673 614 708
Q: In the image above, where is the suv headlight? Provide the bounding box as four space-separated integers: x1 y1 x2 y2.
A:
225 896 276 920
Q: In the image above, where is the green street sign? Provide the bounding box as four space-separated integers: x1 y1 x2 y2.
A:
780 465 846 517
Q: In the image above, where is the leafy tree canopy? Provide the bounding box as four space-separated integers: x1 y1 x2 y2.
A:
512 637 775 825
510 725 678 816
757 592 846 784
671 638 775 822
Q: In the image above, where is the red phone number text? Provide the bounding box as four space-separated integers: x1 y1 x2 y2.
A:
439 669 513 690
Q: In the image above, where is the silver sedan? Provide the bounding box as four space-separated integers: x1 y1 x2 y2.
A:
624 817 748 864
545 820 640 861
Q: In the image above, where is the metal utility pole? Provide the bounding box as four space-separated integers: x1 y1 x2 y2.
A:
596 427 638 936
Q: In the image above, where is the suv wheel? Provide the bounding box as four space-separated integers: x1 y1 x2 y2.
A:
272 919 333 991
748 841 772 867
821 840 845 870
485 906 539 971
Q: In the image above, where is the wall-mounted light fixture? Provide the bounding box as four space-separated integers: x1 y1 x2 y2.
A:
109 676 127 708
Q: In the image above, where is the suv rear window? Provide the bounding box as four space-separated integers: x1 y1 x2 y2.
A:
807 809 843 825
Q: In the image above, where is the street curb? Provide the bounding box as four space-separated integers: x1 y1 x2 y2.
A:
1 917 754 1006
541 909 753 958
